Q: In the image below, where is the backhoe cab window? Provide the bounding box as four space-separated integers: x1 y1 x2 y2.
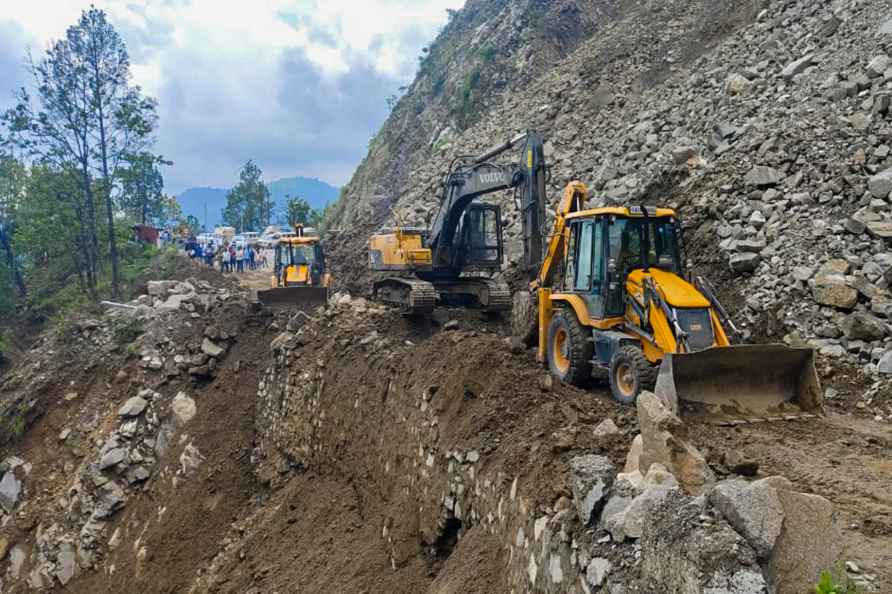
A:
280 245 315 267
609 217 680 276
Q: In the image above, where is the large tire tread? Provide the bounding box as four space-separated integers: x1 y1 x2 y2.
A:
546 307 593 387
608 345 657 405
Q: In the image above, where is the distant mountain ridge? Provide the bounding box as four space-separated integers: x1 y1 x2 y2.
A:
175 176 340 230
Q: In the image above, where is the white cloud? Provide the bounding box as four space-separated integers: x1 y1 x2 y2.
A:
0 0 465 191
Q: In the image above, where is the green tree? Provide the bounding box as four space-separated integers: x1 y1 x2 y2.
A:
184 215 201 235
222 160 273 232
3 7 159 299
285 195 312 227
118 152 168 225
0 155 27 298
13 166 88 295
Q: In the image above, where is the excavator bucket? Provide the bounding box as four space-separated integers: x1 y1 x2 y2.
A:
654 344 823 425
256 286 329 308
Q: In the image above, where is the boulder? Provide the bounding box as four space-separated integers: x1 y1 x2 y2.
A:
0 472 22 511
877 350 892 374
768 490 842 594
730 252 761 274
118 396 148 418
781 54 814 81
672 146 699 165
867 55 891 78
811 282 858 310
840 312 887 341
55 542 77 586
868 169 892 199
865 220 892 241
569 455 615 525
585 558 611 588
641 490 765 593
99 448 127 470
710 479 784 559
94 481 127 519
201 338 226 358
603 479 675 541
637 392 715 495
744 166 783 187
624 434 643 473
726 74 754 96
171 392 197 425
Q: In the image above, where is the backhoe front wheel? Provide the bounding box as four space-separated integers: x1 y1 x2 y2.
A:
546 309 593 387
608 346 657 405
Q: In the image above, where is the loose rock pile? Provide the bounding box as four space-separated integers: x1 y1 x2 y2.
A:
330 0 892 418
0 274 238 592
568 391 843 593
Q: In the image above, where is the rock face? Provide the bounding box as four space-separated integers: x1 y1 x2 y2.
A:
636 392 715 495
324 0 892 396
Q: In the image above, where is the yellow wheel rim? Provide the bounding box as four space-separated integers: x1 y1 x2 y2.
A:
553 328 570 374
615 362 635 397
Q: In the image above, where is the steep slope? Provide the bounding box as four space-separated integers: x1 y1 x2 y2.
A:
327 0 892 410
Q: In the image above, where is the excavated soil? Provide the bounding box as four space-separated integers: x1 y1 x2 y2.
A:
3 258 891 593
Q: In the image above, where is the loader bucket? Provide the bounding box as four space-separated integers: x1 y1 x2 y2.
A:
654 344 823 425
257 286 329 308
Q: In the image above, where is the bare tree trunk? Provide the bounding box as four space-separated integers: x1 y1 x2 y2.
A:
96 99 120 299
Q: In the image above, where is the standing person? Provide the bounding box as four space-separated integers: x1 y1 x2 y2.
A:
228 243 237 273
219 242 228 273
236 244 245 273
247 244 256 270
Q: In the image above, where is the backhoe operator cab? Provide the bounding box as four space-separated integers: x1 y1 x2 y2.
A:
274 239 326 288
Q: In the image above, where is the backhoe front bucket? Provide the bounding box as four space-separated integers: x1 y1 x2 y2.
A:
654 344 823 425
257 286 329 307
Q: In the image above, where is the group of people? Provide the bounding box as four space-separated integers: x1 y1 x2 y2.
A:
185 239 268 273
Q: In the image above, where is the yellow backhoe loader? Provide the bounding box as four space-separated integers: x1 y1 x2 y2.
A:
257 226 330 307
513 182 824 424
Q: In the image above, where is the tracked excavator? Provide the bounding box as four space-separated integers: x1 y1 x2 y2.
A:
368 131 547 315
512 182 824 424
257 225 330 307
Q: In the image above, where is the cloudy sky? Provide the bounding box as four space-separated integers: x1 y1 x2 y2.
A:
0 0 464 193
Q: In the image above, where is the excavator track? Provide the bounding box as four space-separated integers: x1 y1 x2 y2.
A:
436 278 512 312
475 279 512 312
373 278 437 315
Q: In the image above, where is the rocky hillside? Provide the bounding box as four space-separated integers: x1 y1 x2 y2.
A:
328 0 892 397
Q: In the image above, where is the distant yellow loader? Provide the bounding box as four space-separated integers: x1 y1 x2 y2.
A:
257 226 331 307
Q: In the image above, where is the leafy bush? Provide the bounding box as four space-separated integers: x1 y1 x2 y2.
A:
0 402 28 446
815 571 856 594
0 330 8 361
111 316 145 347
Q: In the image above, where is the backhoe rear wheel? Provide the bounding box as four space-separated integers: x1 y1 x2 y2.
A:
608 345 657 405
546 308 593 387
512 291 538 347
